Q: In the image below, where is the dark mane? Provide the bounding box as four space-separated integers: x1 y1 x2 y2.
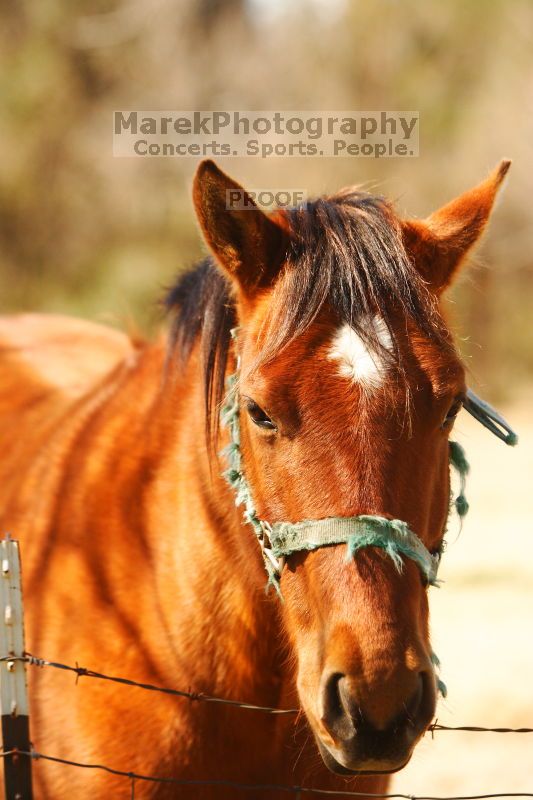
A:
165 255 235 443
165 189 444 443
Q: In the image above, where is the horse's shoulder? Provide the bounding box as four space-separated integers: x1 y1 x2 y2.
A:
0 313 137 397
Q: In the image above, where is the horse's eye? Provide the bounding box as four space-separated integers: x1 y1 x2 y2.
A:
245 399 277 431
442 396 464 428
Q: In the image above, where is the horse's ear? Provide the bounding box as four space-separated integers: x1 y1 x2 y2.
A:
402 160 511 293
192 160 287 294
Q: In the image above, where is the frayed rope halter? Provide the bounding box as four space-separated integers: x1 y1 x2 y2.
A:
221 329 517 591
220 328 517 693
221 328 518 697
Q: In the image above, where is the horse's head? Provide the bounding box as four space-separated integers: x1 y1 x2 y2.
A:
192 159 509 775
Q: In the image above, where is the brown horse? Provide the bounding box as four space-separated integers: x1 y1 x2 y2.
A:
0 159 509 798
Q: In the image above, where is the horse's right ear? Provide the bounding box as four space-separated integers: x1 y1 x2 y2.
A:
192 160 287 294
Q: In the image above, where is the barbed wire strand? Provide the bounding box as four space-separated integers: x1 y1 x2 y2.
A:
0 654 297 714
3 655 532 734
430 724 533 734
3 749 531 799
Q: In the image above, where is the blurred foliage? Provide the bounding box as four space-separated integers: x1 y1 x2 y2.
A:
1 0 532 397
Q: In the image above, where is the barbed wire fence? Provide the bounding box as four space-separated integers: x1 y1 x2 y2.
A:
1 537 532 800
3 653 533 734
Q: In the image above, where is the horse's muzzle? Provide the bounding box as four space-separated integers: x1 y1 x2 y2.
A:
315 669 436 775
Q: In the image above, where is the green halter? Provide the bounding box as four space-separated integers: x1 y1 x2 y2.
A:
220 330 469 596
220 329 517 702
221 344 518 591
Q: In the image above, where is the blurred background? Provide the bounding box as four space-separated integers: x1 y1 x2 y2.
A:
1 0 532 793
2 0 533 397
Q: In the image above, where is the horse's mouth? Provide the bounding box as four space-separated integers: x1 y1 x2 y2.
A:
316 738 411 776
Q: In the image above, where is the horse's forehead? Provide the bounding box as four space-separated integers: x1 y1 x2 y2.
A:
243 311 463 405
325 321 464 399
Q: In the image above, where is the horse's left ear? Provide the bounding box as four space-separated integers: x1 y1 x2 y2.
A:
402 160 511 293
192 159 287 295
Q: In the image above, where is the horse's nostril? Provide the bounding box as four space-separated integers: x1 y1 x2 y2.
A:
404 673 424 725
389 671 434 734
412 669 435 728
320 672 356 740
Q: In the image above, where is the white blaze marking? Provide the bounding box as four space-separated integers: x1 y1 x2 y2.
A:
328 317 392 389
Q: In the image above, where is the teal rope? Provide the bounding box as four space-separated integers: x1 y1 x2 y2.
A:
221 361 468 593
220 336 463 697
270 516 441 587
220 364 469 596
449 440 469 518
221 373 451 695
430 651 448 698
219 338 516 705
221 372 281 593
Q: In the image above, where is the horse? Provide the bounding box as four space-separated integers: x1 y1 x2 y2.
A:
0 158 510 798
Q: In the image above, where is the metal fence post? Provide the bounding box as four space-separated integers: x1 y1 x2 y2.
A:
0 537 33 800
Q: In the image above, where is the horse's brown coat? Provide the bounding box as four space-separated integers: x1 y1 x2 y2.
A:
0 161 509 798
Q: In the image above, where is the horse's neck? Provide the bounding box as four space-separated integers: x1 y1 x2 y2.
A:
131 342 286 705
